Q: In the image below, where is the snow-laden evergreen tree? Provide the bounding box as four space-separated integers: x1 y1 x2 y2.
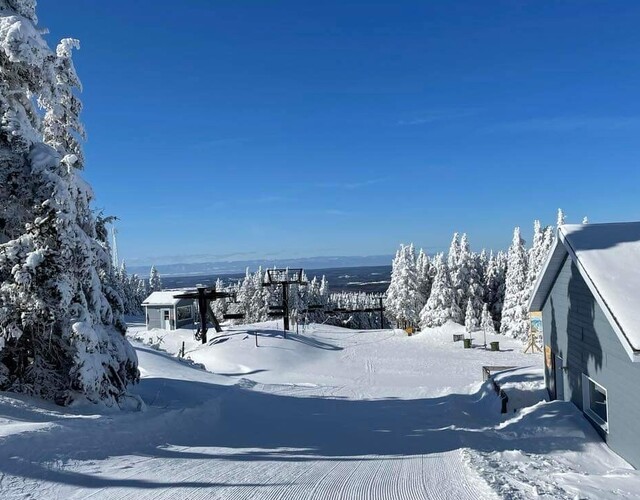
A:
384 247 401 322
484 251 507 330
0 4 138 406
211 278 229 319
500 227 529 339
464 297 478 333
527 219 555 293
250 267 269 321
526 220 544 287
557 208 566 227
451 233 471 309
236 268 259 323
415 249 432 311
135 274 148 306
419 254 462 328
476 249 489 285
385 244 421 327
149 265 162 292
480 303 495 334
446 232 460 279
582 216 589 224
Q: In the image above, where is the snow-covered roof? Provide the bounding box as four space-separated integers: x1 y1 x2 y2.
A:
529 221 640 361
142 291 192 307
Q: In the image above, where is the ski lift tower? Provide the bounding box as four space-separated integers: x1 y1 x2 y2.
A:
262 268 307 334
173 286 235 344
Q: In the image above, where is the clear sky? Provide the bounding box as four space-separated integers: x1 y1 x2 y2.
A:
39 1 640 266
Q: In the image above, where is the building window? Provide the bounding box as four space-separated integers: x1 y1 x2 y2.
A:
582 374 608 433
177 305 192 321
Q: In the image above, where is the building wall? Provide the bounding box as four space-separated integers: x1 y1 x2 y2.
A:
542 256 640 468
145 299 194 330
146 306 166 330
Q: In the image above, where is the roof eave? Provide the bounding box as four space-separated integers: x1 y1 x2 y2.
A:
528 232 567 312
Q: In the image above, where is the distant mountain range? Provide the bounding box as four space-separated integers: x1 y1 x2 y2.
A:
128 255 394 277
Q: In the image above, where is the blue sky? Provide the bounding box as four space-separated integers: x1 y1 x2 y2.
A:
40 1 640 266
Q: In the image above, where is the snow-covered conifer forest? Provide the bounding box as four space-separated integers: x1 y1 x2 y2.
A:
0 1 138 406
386 209 566 339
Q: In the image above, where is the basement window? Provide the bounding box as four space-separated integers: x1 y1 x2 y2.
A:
582 374 608 433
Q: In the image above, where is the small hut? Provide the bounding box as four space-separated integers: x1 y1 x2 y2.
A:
142 291 195 331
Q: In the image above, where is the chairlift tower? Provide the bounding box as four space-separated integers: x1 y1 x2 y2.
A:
262 268 307 334
173 286 235 344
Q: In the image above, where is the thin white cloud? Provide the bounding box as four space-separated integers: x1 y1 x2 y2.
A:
397 109 480 126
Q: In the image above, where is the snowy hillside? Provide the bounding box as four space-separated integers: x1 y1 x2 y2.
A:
0 321 637 499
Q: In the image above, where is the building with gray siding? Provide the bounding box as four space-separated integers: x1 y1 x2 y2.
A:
529 221 640 468
142 291 195 331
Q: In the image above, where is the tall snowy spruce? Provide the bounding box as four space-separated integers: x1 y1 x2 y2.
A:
500 227 529 339
149 265 162 292
419 254 462 328
484 250 507 330
0 2 138 406
385 244 421 328
464 297 478 334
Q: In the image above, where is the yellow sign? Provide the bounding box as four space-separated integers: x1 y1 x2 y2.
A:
545 345 552 369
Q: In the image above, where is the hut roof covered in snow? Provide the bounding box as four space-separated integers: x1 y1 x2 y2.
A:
530 221 640 359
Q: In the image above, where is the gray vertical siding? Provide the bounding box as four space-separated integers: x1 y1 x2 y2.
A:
542 256 640 468
145 299 194 330
146 307 164 330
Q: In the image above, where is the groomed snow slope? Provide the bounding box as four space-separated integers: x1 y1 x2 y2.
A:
0 321 637 499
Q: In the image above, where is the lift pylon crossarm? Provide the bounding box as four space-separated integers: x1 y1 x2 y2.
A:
173 286 233 344
261 268 308 332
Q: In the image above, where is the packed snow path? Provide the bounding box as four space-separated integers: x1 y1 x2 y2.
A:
0 322 636 499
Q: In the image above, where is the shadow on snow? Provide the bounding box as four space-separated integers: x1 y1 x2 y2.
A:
0 350 599 491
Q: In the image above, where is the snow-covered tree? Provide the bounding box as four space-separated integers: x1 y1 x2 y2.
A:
211 278 229 319
420 254 462 328
385 244 421 328
557 208 566 227
464 297 478 334
480 303 495 334
500 227 529 339
447 233 460 271
582 216 589 224
451 233 471 309
415 249 432 311
149 265 162 292
484 251 507 330
0 3 138 406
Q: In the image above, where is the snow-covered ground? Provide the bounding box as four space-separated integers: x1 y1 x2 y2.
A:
0 320 638 499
